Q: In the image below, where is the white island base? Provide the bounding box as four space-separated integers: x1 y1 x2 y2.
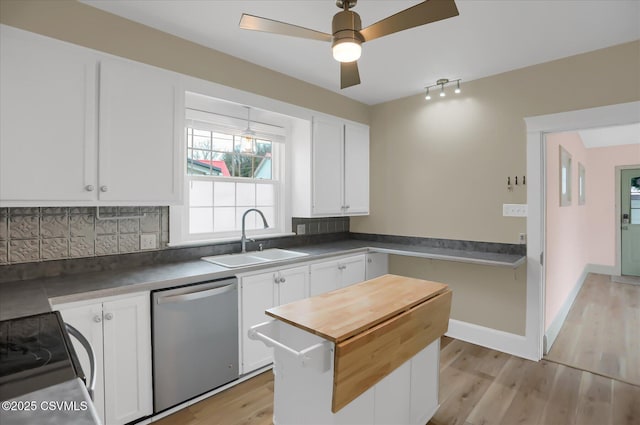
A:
250 320 440 425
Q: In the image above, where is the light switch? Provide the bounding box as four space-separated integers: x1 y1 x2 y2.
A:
503 204 528 217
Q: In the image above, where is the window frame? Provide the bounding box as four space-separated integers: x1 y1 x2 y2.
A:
170 123 289 246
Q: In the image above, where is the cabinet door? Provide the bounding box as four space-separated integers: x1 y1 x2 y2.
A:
240 272 276 373
374 360 411 424
98 58 182 203
309 260 341 296
57 303 105 424
343 124 369 215
365 253 389 280
0 27 97 203
102 294 152 425
312 117 344 215
276 265 309 306
339 255 366 288
409 341 440 425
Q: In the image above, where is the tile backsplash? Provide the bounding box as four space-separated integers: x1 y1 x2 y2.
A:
0 207 169 264
292 217 350 235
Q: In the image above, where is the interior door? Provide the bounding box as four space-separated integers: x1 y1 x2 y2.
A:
621 168 640 276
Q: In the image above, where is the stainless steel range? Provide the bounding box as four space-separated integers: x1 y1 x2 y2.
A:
0 312 86 401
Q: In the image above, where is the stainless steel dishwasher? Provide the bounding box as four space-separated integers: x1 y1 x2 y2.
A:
152 278 239 413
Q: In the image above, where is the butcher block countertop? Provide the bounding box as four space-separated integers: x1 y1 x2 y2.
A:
266 274 449 343
267 273 452 412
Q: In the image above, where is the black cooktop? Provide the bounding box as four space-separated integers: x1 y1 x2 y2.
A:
0 311 84 401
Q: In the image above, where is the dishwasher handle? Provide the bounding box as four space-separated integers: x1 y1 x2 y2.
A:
156 282 236 305
65 323 97 401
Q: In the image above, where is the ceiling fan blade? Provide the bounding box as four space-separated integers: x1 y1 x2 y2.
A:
340 61 361 89
359 0 459 42
240 14 332 42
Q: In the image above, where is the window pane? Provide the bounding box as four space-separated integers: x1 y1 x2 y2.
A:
192 130 211 150
237 136 253 154
256 139 271 154
189 208 213 233
237 183 256 207
259 207 274 228
212 132 233 152
213 207 235 232
237 207 264 230
189 180 213 207
254 156 272 179
214 181 235 206
256 183 274 206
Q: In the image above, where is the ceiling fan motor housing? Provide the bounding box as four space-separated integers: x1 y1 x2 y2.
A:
332 10 364 48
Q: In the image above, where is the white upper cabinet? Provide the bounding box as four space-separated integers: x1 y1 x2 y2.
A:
0 25 97 203
98 58 182 203
343 123 370 215
292 116 370 217
311 117 345 215
0 26 183 206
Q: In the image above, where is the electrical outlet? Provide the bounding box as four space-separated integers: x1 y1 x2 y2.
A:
519 233 527 244
140 234 157 250
503 204 528 217
296 224 306 235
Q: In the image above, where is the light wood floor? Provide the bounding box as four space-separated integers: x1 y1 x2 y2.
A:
155 336 639 425
545 273 640 386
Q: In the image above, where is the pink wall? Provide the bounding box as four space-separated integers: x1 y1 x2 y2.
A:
587 144 640 266
545 133 640 331
545 133 589 330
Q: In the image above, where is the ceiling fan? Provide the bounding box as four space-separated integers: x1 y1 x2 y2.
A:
239 0 459 89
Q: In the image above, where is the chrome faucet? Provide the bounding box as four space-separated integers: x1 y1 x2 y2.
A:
241 208 269 253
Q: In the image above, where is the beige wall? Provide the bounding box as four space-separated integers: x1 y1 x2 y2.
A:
389 256 527 335
354 41 639 333
351 41 640 243
0 0 369 125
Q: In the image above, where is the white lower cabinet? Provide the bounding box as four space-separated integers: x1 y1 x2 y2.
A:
309 255 366 296
365 252 389 280
56 293 152 425
239 265 309 374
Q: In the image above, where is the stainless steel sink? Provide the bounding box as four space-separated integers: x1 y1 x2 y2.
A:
202 248 309 268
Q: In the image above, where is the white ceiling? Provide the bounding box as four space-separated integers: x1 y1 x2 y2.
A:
579 123 640 149
81 0 639 105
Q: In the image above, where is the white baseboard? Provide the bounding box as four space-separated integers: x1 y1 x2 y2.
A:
543 266 589 354
445 319 536 361
586 263 616 276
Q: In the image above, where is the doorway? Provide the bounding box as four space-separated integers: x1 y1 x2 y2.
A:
524 101 640 362
541 130 640 386
621 168 640 277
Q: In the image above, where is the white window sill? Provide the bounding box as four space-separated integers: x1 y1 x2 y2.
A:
168 232 297 248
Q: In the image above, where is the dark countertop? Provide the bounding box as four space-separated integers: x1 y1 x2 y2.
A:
0 240 525 321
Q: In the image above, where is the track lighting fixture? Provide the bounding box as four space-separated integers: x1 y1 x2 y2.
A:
424 78 462 100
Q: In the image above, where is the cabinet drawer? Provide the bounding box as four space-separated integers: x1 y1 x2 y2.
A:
332 289 452 413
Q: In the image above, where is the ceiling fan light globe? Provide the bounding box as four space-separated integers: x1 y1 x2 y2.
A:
333 40 361 62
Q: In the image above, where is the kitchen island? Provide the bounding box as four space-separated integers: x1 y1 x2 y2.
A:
249 274 452 425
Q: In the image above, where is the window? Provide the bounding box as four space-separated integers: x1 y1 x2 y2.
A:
185 126 281 239
166 96 291 246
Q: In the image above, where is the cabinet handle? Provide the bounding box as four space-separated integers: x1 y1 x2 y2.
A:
274 275 280 284
345 205 350 209
367 258 372 264
93 315 102 323
280 277 286 283
338 264 346 270
104 312 113 321
85 185 95 192
100 186 108 192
